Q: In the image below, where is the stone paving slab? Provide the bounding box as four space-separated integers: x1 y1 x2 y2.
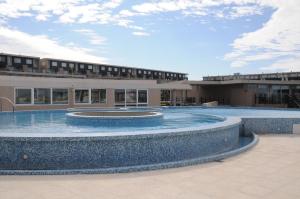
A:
0 135 300 199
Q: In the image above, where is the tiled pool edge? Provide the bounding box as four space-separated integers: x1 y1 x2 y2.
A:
241 118 300 135
0 133 257 175
0 117 242 175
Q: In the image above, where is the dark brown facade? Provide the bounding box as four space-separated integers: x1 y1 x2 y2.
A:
0 53 187 81
187 79 300 108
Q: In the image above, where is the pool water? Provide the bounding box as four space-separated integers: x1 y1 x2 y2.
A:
0 107 300 135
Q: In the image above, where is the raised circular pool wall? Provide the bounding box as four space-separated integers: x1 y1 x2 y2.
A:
66 111 163 127
0 115 247 175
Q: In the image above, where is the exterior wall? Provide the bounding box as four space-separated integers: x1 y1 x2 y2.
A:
228 85 255 106
148 89 161 106
0 87 161 111
188 84 255 106
187 85 200 103
0 86 14 111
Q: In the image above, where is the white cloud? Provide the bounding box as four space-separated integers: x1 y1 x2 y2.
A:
224 0 300 72
0 0 124 26
0 0 299 72
132 31 150 36
129 0 267 18
0 26 107 63
74 29 106 45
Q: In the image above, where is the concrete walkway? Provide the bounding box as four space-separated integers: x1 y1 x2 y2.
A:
1 135 300 199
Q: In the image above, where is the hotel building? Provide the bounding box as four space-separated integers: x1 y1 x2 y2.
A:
0 52 300 111
0 53 190 111
187 73 300 108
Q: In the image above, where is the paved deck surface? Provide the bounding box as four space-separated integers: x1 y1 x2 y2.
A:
1 135 300 199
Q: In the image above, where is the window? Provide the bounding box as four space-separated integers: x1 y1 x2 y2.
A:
144 71 147 74
51 61 57 67
14 57 21 64
88 65 93 70
93 66 99 73
52 89 68 104
126 89 137 104
138 70 142 74
108 67 112 71
69 63 74 68
61 62 67 67
15 89 32 104
128 69 131 73
101 66 105 71
34 88 51 104
115 89 148 106
115 89 125 104
122 68 126 72
114 67 118 72
148 71 151 75
91 89 106 104
80 64 84 69
138 90 148 104
25 59 32 65
161 90 171 102
0 56 5 62
75 89 89 104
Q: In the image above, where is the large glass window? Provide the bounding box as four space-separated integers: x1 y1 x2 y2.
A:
75 89 89 104
14 57 21 63
115 89 125 105
281 85 290 104
25 59 32 65
51 61 57 67
15 89 32 104
138 90 148 104
161 90 171 102
52 89 68 104
126 89 137 105
91 89 106 104
93 66 99 73
34 88 51 104
256 85 269 104
270 85 281 104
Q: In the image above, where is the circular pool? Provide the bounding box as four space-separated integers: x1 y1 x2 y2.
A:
0 107 265 175
66 111 163 127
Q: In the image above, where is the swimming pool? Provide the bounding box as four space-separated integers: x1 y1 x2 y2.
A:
1 106 299 174
1 107 299 135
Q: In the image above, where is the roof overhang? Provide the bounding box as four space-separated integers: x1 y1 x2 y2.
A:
187 80 300 85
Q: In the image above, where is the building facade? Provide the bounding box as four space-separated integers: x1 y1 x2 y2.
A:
0 53 190 111
187 73 300 108
1 52 300 111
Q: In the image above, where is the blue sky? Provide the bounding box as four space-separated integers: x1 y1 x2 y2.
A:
0 0 299 80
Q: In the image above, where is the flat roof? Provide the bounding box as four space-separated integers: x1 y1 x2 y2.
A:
0 52 40 59
188 79 300 85
0 52 188 75
41 58 188 75
203 71 300 80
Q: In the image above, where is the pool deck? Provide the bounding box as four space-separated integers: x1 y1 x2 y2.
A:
1 135 300 199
